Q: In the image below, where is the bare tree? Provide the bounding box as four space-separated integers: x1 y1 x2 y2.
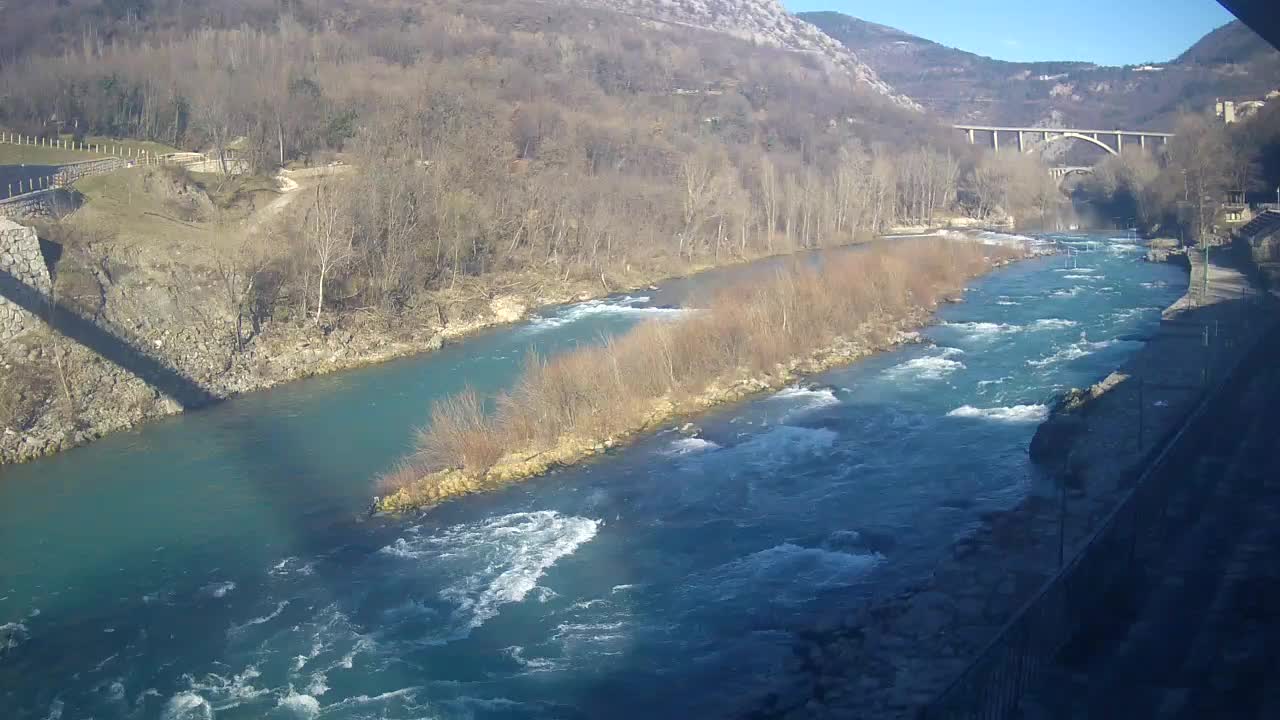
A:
304 182 355 325
215 237 272 352
1167 114 1232 244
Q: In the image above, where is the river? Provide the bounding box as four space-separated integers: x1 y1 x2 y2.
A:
0 233 1186 720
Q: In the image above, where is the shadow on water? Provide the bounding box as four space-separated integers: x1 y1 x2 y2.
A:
0 237 1220 719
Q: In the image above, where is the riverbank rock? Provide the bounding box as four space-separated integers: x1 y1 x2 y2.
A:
1030 372 1128 467
488 295 527 323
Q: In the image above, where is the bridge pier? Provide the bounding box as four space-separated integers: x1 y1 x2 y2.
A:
992 130 999 152
967 128 975 145
1018 131 1025 153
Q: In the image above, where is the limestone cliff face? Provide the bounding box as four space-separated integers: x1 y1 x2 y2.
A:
0 218 52 342
549 0 920 111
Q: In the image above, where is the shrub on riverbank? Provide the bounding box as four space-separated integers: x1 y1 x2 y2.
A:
380 238 1023 508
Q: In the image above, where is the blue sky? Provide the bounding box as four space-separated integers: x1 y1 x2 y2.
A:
782 0 1237 65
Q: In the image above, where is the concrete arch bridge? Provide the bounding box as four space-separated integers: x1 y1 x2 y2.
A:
955 125 1175 156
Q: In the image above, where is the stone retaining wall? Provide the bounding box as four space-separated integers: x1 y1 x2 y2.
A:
0 189 66 220
0 218 52 341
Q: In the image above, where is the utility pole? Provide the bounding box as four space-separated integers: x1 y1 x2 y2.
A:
1203 243 1210 303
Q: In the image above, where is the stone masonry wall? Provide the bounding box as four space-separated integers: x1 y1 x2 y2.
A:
0 218 52 341
0 189 73 220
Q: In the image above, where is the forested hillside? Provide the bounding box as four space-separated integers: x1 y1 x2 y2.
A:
0 0 995 315
805 12 1280 130
6 0 1064 463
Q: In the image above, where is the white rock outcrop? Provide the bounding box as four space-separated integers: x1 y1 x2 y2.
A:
551 0 921 110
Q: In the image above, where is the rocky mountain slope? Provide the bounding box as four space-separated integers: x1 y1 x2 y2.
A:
803 13 1280 130
549 0 920 110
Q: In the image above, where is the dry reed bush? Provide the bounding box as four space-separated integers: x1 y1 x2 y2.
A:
414 387 504 472
377 461 429 496
402 239 1022 478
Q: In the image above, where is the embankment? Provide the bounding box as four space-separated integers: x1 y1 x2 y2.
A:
746 245 1279 720
0 240 794 466
0 218 989 467
377 239 1025 513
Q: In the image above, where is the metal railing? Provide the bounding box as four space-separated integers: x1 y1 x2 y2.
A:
919 306 1276 719
0 157 127 202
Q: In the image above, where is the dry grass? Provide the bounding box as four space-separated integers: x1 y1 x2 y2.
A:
385 238 1023 493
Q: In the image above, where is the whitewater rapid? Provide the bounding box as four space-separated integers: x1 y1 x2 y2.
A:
0 234 1189 720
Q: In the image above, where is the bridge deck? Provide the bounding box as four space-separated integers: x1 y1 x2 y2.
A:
954 125 1175 137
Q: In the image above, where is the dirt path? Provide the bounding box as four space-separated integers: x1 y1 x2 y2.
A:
240 164 349 239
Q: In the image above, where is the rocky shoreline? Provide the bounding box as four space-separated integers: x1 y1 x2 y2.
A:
3 224 1021 469
746 246 1280 719
0 267 677 466
3 234 940 467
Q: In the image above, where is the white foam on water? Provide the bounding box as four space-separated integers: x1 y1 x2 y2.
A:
42 699 63 720
319 688 423 714
1111 306 1157 322
884 355 965 381
1140 281 1169 289
1062 274 1099 280
1054 267 1096 273
769 386 841 417
1 621 29 652
553 621 627 643
381 512 600 642
1029 318 1079 331
334 636 375 670
200 581 236 598
269 557 316 578
182 665 271 712
92 653 118 672
663 437 722 456
946 405 1049 423
611 584 638 594
1107 242 1142 253
977 231 1035 246
977 376 1014 390
228 600 290 635
524 296 688 333
1027 338 1124 368
1052 286 1085 298
504 645 567 673
162 693 212 720
448 696 525 712
702 544 882 605
730 426 839 473
278 691 321 719
996 300 1020 306
941 321 1021 338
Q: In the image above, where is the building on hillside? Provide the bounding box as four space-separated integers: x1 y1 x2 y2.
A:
1215 96 1270 124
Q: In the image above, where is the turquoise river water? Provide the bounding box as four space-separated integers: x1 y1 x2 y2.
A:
0 234 1186 719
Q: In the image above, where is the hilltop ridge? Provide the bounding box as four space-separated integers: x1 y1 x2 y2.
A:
549 0 920 110
803 13 1280 129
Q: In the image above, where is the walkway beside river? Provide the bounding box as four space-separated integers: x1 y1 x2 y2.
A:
749 247 1280 720
1019 329 1280 719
